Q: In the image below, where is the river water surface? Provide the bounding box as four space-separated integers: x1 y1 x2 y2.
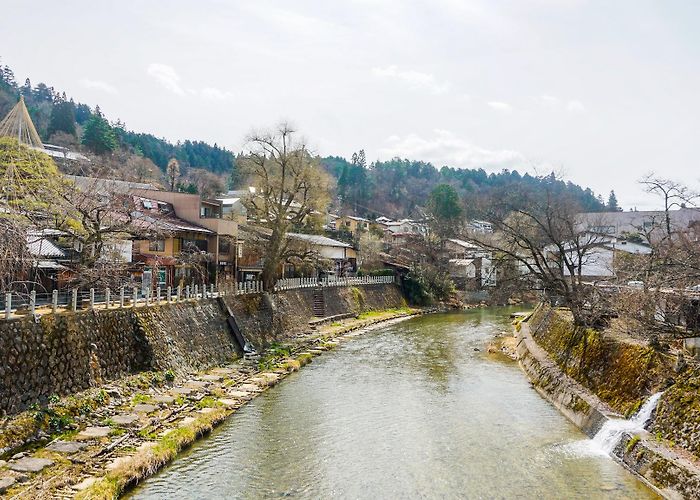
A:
129 309 657 499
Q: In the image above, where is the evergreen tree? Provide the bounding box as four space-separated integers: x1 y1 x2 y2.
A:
81 107 117 154
607 190 620 211
47 96 76 137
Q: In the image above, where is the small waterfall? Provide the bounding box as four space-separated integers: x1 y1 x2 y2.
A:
591 392 664 454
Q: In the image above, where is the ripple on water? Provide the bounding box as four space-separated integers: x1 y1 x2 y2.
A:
128 309 658 500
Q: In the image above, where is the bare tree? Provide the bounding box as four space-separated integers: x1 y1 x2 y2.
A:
466 176 610 326
166 158 180 191
0 218 32 293
238 123 331 290
640 174 698 240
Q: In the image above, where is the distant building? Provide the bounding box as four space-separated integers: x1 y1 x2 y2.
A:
577 208 700 241
336 215 371 234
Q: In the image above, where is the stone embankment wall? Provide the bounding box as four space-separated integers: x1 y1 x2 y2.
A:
0 284 405 415
518 305 700 498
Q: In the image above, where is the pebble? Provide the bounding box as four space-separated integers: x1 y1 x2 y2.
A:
197 407 215 414
217 398 237 407
200 374 223 382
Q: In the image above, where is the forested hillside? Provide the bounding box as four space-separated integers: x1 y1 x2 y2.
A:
0 58 612 216
322 153 611 218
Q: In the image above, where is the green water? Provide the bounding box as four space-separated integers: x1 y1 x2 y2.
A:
129 309 656 499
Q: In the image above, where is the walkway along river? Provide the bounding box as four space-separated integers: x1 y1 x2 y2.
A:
128 308 657 499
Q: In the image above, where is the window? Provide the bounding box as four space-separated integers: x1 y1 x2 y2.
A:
590 225 616 234
149 239 165 252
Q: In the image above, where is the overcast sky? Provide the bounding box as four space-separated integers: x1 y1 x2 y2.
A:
3 0 699 209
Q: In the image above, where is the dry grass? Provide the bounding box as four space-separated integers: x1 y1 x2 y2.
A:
75 408 228 499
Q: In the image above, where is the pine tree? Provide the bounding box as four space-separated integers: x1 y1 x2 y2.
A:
47 97 76 137
607 190 620 211
81 107 117 154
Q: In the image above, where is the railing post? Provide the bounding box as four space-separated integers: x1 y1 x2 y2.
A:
88 288 94 310
5 292 11 320
105 288 110 309
167 286 172 303
156 287 161 304
177 285 182 302
30 290 36 316
133 287 138 308
120 287 125 308
186 285 191 299
210 284 215 297
146 288 151 306
52 290 58 313
194 284 198 299
72 289 78 311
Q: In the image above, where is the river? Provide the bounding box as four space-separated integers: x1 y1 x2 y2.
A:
129 308 657 499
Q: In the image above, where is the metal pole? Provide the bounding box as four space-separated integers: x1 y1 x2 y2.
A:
156 287 161 304
167 286 172 303
120 287 125 308
52 290 58 313
29 290 36 316
89 288 95 310
133 287 138 308
72 289 78 311
105 288 110 309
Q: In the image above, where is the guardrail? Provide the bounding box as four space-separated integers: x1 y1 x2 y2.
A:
0 275 395 320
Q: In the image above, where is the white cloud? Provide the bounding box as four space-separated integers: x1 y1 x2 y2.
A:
147 63 185 95
372 65 450 95
79 79 118 94
200 87 234 101
146 64 234 100
566 99 586 113
378 129 526 170
538 94 560 107
487 101 512 112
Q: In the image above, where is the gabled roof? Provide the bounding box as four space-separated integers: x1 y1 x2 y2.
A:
448 238 480 249
287 232 352 248
26 234 66 258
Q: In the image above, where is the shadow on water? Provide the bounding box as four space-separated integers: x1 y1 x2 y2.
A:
128 308 658 500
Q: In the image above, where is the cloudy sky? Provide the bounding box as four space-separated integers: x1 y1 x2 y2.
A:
3 0 699 209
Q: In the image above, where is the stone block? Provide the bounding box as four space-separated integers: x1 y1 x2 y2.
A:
112 414 139 426
0 476 16 493
8 457 54 473
45 441 87 454
133 404 158 413
75 426 111 440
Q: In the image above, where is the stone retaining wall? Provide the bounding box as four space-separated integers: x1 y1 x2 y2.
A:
0 284 405 415
518 307 700 498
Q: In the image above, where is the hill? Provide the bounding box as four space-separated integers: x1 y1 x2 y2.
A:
0 58 610 216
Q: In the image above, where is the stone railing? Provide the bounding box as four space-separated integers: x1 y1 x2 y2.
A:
274 275 394 291
1 282 262 320
1 275 395 320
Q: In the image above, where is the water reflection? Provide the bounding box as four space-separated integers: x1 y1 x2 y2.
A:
129 309 657 500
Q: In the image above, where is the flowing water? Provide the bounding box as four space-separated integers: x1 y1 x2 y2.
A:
129 309 658 499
